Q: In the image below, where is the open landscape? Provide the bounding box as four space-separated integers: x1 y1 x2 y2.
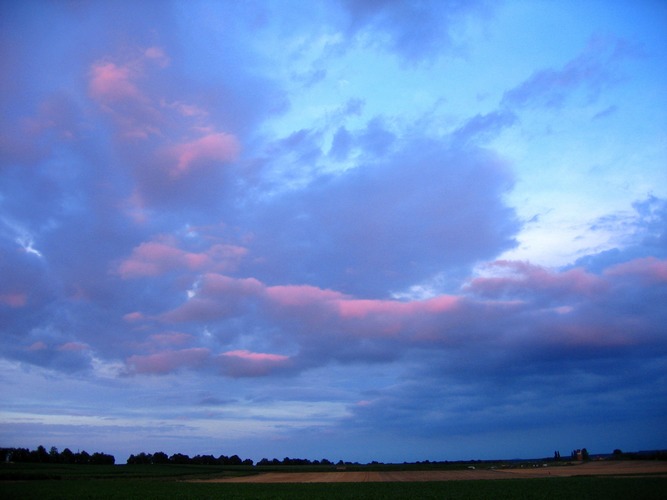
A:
198 459 667 483
3 458 667 499
3 4 666 500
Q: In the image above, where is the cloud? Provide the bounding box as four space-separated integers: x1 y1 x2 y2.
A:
89 62 141 102
126 348 210 375
450 111 517 146
124 344 293 378
240 134 519 297
341 0 493 62
502 37 632 109
466 260 607 303
0 293 27 308
117 237 246 279
218 350 292 378
84 47 247 212
605 256 667 284
169 133 240 177
1 0 665 463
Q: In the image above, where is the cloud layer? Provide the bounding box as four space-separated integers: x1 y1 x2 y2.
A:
1 0 666 462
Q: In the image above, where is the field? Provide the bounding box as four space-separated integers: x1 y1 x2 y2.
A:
2 460 666 499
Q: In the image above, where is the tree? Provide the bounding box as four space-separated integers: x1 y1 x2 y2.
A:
91 452 115 465
35 445 49 463
581 448 589 461
74 450 91 464
61 448 74 464
170 453 190 464
127 452 152 464
152 451 169 464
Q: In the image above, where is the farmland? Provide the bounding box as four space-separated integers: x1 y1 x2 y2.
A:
2 460 666 499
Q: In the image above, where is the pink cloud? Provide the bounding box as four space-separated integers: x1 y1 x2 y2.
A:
159 297 226 323
158 272 464 341
117 239 247 279
126 347 210 374
163 100 208 118
0 293 27 308
144 46 170 68
466 260 605 298
57 342 89 352
605 257 667 283
117 241 183 277
123 311 145 322
169 132 240 177
161 274 263 323
89 62 140 102
265 284 345 307
199 273 263 296
218 350 291 377
337 295 459 319
222 350 289 362
27 341 47 351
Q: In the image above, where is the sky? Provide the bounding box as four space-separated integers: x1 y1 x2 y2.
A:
1 0 666 464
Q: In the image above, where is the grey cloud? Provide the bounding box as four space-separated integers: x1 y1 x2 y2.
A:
341 0 493 63
243 138 518 297
502 37 630 109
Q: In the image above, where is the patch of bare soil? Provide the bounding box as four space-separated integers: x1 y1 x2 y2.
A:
195 461 667 483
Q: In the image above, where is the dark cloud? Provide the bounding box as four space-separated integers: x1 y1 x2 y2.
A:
450 110 517 147
1 0 665 463
242 138 518 297
575 196 667 272
341 0 493 63
502 37 632 109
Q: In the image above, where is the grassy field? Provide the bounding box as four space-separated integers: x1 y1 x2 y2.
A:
2 463 666 499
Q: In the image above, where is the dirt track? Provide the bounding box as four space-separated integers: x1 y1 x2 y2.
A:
197 461 667 483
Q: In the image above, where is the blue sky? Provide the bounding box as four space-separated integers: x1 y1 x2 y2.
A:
1 0 666 463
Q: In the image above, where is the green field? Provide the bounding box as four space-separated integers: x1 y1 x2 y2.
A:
2 463 666 499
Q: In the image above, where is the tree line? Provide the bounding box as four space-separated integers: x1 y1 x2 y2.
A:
125 452 350 467
1 446 115 465
126 451 253 466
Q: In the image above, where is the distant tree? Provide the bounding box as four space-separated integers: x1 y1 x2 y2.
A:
242 458 254 466
581 448 589 461
257 458 270 466
49 446 59 462
170 453 190 464
75 450 91 464
320 458 332 465
613 449 623 458
152 451 169 464
228 454 242 465
91 452 115 465
35 445 49 463
192 454 216 465
61 448 74 464
128 452 152 465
